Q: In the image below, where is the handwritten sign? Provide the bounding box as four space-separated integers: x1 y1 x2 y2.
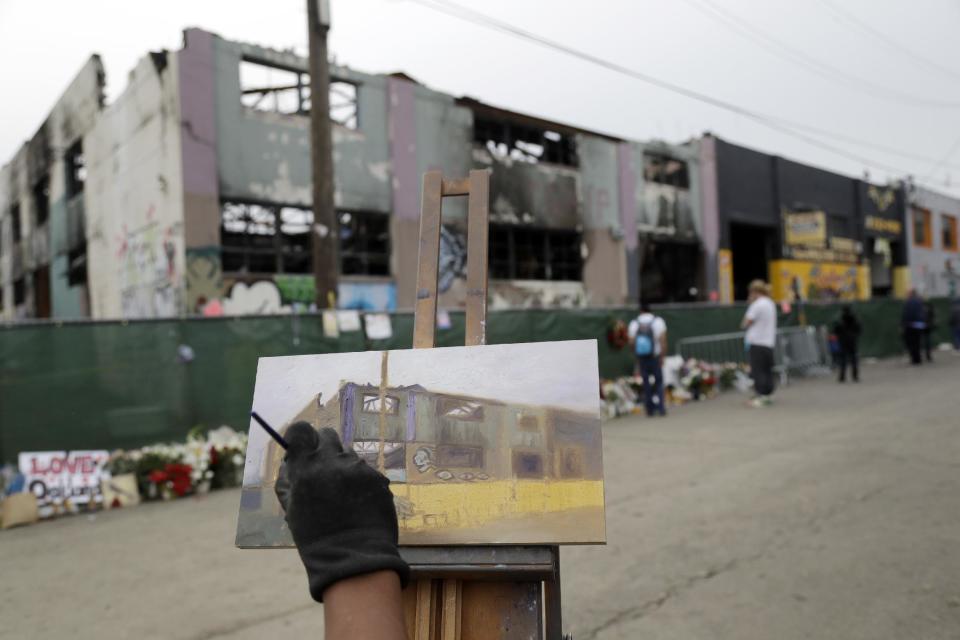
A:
18 450 109 517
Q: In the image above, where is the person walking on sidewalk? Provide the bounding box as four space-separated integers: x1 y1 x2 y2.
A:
922 299 936 362
629 302 668 417
833 305 862 382
741 280 777 407
902 289 926 365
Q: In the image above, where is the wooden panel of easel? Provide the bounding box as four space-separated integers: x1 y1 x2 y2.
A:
402 170 556 639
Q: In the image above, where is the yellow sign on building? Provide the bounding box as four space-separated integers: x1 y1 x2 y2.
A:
718 249 733 304
770 260 869 302
784 211 827 248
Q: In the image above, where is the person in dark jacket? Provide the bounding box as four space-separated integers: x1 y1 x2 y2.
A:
834 305 862 382
950 297 960 351
902 290 926 365
922 300 936 362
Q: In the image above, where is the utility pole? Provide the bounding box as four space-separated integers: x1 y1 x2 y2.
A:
307 0 338 309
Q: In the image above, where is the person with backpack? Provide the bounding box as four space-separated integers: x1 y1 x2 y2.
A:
833 305 862 383
628 302 668 417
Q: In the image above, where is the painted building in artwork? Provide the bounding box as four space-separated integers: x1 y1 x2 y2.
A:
905 185 960 298
699 134 909 303
0 27 708 321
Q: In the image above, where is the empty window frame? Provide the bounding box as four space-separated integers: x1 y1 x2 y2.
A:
436 398 485 422
329 81 358 129
10 203 21 243
66 141 86 197
240 59 308 115
33 175 50 227
473 116 577 166
13 277 25 305
361 393 399 415
339 210 390 276
642 153 690 189
488 225 582 281
912 207 932 248
239 59 359 129
941 214 958 251
220 201 313 274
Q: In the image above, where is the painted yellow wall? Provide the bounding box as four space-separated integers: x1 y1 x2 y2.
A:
392 478 604 532
769 260 869 302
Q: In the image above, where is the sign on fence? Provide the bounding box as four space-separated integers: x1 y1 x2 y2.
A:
18 450 109 517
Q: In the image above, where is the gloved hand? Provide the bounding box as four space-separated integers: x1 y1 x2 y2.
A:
275 422 410 602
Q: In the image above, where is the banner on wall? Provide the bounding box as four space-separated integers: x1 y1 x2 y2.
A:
784 211 827 248
717 249 734 304
769 260 868 302
18 450 109 518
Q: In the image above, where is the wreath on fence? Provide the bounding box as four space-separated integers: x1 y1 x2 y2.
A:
607 319 630 350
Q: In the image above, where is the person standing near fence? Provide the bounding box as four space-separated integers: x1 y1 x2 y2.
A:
833 305 861 383
901 289 926 365
922 299 936 362
950 297 960 352
741 280 777 407
629 302 668 417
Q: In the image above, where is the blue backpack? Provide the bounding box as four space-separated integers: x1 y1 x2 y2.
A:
634 318 655 357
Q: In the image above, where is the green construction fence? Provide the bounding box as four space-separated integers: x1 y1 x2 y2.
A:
0 298 954 462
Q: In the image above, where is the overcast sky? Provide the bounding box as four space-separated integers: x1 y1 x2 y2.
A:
2 0 960 196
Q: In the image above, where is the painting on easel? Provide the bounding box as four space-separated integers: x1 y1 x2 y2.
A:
236 339 606 547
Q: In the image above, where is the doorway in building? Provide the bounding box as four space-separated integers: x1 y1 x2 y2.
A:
639 239 703 303
33 266 51 318
730 223 775 300
866 237 896 297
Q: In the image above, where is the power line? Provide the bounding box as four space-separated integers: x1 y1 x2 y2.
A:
922 135 960 183
398 0 954 186
814 0 960 82
682 0 960 108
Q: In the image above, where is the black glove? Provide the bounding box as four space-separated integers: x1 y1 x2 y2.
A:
275 422 410 602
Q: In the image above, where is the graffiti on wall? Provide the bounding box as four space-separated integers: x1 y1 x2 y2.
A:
188 269 398 316
116 208 182 317
185 247 223 314
438 226 467 293
489 280 588 310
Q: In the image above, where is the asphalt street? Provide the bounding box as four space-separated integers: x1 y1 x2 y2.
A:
2 355 958 639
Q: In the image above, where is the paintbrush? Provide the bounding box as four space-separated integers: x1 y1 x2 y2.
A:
250 411 289 450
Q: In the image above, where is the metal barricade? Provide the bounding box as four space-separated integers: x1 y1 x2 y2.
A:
676 325 830 385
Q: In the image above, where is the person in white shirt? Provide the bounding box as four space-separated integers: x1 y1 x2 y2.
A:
741 280 777 407
628 302 669 417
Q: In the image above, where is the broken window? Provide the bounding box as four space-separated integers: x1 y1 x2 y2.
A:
13 277 25 306
10 203 21 243
488 225 582 281
643 153 689 189
240 59 308 115
361 393 399 415
66 141 86 197
473 116 577 166
67 245 87 287
221 201 281 273
239 59 359 128
328 81 358 129
436 398 485 422
339 210 390 276
33 176 50 227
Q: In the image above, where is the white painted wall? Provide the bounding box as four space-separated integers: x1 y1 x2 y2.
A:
85 53 187 319
906 186 960 298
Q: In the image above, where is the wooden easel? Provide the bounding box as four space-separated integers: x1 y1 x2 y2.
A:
399 170 563 640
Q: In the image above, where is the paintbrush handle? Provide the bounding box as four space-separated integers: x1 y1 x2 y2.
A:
250 411 289 450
